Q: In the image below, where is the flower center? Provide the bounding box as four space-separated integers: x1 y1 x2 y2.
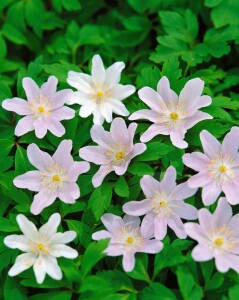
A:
52 174 60 182
105 145 128 164
208 153 234 184
219 165 227 173
37 243 44 250
38 105 45 113
210 226 236 252
116 226 144 252
214 238 224 246
115 151 125 161
29 95 51 118
170 112 178 120
151 191 174 216
159 200 166 207
96 91 103 98
126 236 134 244
41 163 66 190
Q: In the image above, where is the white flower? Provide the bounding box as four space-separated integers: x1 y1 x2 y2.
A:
67 54 136 125
4 213 78 284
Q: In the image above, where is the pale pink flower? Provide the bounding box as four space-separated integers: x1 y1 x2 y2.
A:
123 166 198 240
185 197 239 273
183 127 239 206
14 140 90 215
67 54 135 125
79 117 146 188
92 213 163 272
2 76 75 138
129 76 212 148
4 213 78 284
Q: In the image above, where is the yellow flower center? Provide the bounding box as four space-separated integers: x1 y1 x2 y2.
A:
37 243 44 250
214 237 224 246
115 151 125 161
38 105 45 113
219 165 227 173
96 91 103 98
52 174 61 182
126 236 134 244
159 201 166 207
170 112 178 120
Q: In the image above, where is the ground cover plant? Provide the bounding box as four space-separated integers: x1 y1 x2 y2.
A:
1 0 239 299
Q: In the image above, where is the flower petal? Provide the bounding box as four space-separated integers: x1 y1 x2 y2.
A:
154 216 168 240
8 253 36 277
167 215 187 239
15 116 34 136
40 76 58 98
123 199 152 216
138 87 164 111
109 99 130 116
67 161 90 182
79 146 109 165
170 129 188 149
13 170 41 192
123 215 141 228
184 222 208 244
140 239 163 254
2 98 32 115
4 235 31 252
122 252 135 272
92 165 113 188
27 144 54 171
110 84 135 100
58 182 80 204
101 213 124 234
179 78 204 109
44 255 62 280
157 76 178 104
22 77 40 100
213 197 232 228
187 172 211 188
90 125 114 149
49 231 77 244
110 117 130 146
172 202 198 220
45 118 65 137
182 152 210 172
113 161 130 176
129 109 160 122
67 72 94 94
39 213 61 239
140 124 169 143
140 175 161 199
140 212 155 238
91 54 105 85
33 256 46 284
127 143 146 160
202 184 221 206
50 244 78 259
200 130 221 158
222 127 239 159
160 166 177 195
171 182 197 200
105 61 125 87
191 244 214 262
52 140 73 168
92 230 112 240
184 111 212 129
50 106 75 121
30 189 57 215
33 118 48 138
50 89 73 110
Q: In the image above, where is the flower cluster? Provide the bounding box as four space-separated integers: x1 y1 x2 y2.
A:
3 54 239 283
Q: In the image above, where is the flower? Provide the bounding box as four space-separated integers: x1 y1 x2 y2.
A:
92 213 163 272
129 76 212 148
183 127 239 206
14 140 90 215
2 76 75 139
79 117 146 188
123 166 198 240
4 213 78 284
185 197 239 273
67 54 135 125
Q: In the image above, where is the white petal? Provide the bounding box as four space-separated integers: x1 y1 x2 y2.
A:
91 54 105 85
45 255 62 280
50 244 78 258
49 231 77 244
39 213 61 239
4 235 31 252
8 253 36 276
33 256 47 284
16 214 39 242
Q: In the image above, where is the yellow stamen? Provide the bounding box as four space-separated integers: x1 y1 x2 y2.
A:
159 201 166 207
115 151 125 161
219 165 227 173
126 237 134 244
52 174 60 182
214 238 224 246
96 91 103 98
170 112 178 120
37 243 44 250
38 105 45 113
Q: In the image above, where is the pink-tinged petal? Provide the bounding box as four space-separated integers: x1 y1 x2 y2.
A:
171 182 197 200
168 215 187 239
184 222 208 244
141 212 155 237
123 252 135 272
227 213 239 235
200 130 221 158
101 213 124 233
13 170 41 192
91 54 105 85
30 189 57 215
50 244 78 259
100 104 113 123
8 253 36 277
222 127 239 159
79 146 110 165
92 165 113 188
93 110 105 125
15 116 34 136
105 61 125 87
33 256 46 284
179 78 204 109
129 109 160 122
50 89 73 110
109 99 130 116
90 125 114 149
123 215 141 228
202 184 221 206
110 84 135 100
184 111 212 129
213 197 232 228
222 182 239 205
27 144 54 171
4 235 31 252
45 118 65 137
58 182 80 204
22 77 40 100
140 239 163 254
113 162 129 176
44 256 62 280
154 216 168 240
123 199 152 216
128 122 138 144
50 106 75 121
138 87 164 111
182 152 210 172
215 254 231 273
40 76 58 98
80 103 96 117
160 166 177 195
187 172 211 188
127 143 147 160
198 208 214 233
105 244 123 256
191 244 214 261
170 129 188 149
224 254 239 273
39 213 61 238
16 214 38 241
157 76 178 104
52 140 73 168
67 161 90 182
172 202 198 220
140 124 169 143
140 175 161 199
110 117 130 146
184 96 212 117
33 118 48 139
92 230 113 240
67 72 94 94
2 98 32 115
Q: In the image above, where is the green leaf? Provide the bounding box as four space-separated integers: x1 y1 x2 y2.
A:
139 282 177 300
127 253 150 282
65 219 92 248
2 23 28 45
229 285 239 300
4 276 27 300
135 142 174 162
114 176 129 197
14 146 32 177
136 66 161 89
29 292 72 300
128 162 154 176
